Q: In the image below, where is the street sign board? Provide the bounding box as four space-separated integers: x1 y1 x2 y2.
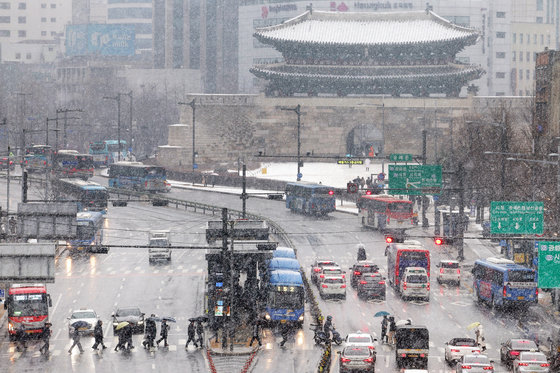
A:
490 201 543 235
337 159 363 165
537 241 560 288
388 165 442 195
390 153 413 162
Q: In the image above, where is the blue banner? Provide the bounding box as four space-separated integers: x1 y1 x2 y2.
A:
66 24 135 56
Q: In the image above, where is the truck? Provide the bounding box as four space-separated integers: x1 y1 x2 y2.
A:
395 325 430 369
148 230 171 263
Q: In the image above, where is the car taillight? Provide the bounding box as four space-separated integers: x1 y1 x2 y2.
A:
342 274 345 278
320 274 324 278
354 271 361 275
536 288 539 297
517 362 528 366
43 161 46 165
457 269 461 274
420 353 425 358
341 284 346 288
483 367 493 370
401 353 406 357
427 282 430 291
403 282 407 290
510 351 520 356
378 281 385 285
340 357 351 363
503 286 507 297
387 217 390 224
461 365 471 369
72 167 76 171
321 284 328 288
368 346 375 350
145 181 148 187
440 268 444 274
363 357 374 363
360 280 367 284
314 268 320 272
451 349 460 352
541 363 550 367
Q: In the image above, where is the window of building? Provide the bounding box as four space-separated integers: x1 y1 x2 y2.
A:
513 33 516 44
48 47 53 52
50 3 56 8
496 11 505 18
548 35 551 45
18 2 25 9
519 69 523 79
50 17 56 22
541 34 544 44
520 52 523 61
18 30 25 37
496 32 506 38
496 72 506 78
26 53 31 60
41 31 46 36
537 17 543 23
0 30 9 37
50 31 56 36
512 52 516 61
15 53 20 59
0 2 10 9
496 52 506 58
527 34 530 44
41 3 46 8
520 34 524 43
534 34 537 44
527 52 530 61
18 16 26 24
537 0 544 11
534 52 537 62
496 92 505 96
527 69 530 80
0 16 9 23
41 17 46 22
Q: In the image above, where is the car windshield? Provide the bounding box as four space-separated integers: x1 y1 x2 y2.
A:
318 261 335 268
323 277 344 284
72 311 96 319
323 268 342 275
406 275 428 283
464 355 490 364
356 264 378 273
348 336 371 344
520 352 546 362
452 338 476 346
441 261 459 268
363 275 383 283
343 346 370 356
150 239 169 247
511 340 538 350
117 308 140 316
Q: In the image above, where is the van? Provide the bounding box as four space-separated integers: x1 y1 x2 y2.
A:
400 267 429 301
148 230 171 263
395 325 429 369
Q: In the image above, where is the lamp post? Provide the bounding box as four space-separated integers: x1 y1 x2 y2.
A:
178 99 196 171
281 104 302 181
103 95 122 162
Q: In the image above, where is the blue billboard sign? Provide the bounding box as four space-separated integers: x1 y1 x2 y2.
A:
66 24 135 56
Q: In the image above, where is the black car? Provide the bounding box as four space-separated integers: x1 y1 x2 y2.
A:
357 273 386 300
350 261 379 288
112 306 145 334
500 338 539 367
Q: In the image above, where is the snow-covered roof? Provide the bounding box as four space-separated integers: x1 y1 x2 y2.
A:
254 10 479 46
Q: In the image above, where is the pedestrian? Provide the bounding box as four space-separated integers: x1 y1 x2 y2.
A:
279 323 291 347
8 216 16 235
68 327 84 354
357 244 366 261
123 324 134 350
475 324 486 351
157 320 170 347
15 325 27 352
323 315 333 340
381 315 388 344
39 322 52 355
185 320 197 348
360 177 365 190
114 328 125 352
196 320 204 348
92 320 107 350
249 320 262 347
143 315 157 349
387 316 397 345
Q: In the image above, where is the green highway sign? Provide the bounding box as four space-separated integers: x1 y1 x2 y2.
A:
537 241 560 288
388 165 442 195
389 153 413 162
490 201 543 235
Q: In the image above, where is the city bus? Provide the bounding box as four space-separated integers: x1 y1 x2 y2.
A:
108 162 167 193
285 182 336 216
24 145 52 173
52 178 108 214
4 284 52 340
88 140 127 167
264 269 305 327
472 257 538 308
67 211 106 253
358 195 415 238
52 150 94 180
385 241 430 288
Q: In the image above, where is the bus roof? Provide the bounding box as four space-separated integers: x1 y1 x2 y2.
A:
56 179 106 190
268 258 301 271
104 140 127 144
286 181 334 189
474 257 534 272
387 243 428 252
9 284 47 294
273 247 296 259
360 194 412 203
110 162 164 170
77 211 104 221
269 270 303 286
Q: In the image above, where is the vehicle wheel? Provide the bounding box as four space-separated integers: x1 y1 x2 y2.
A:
457 281 461 287
320 293 325 300
437 278 441 284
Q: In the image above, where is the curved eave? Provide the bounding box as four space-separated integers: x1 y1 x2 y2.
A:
249 65 485 82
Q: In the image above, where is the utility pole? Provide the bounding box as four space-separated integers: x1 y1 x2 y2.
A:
421 129 428 228
178 99 196 171
500 110 507 200
56 108 83 150
457 162 465 261
125 91 133 153
241 164 248 218
16 92 31 156
281 104 302 181
103 96 122 161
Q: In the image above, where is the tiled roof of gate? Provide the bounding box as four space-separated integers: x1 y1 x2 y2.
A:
254 10 479 46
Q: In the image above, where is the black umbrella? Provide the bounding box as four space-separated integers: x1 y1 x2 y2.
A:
162 316 176 323
147 316 162 322
71 320 91 329
196 316 209 323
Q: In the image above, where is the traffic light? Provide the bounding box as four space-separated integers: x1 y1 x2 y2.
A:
328 190 334 195
434 237 445 245
385 235 394 243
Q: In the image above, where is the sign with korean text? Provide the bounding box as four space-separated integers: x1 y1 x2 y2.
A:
537 241 560 288
490 201 543 235
389 153 413 162
337 159 363 165
388 165 442 195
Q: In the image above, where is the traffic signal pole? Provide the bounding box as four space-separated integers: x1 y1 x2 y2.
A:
422 129 428 228
457 162 465 261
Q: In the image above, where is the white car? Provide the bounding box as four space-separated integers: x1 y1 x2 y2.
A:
310 259 337 284
456 354 494 372
318 275 346 299
513 351 550 373
400 267 430 301
445 337 481 364
67 308 99 337
344 331 377 352
437 260 461 285
316 266 344 286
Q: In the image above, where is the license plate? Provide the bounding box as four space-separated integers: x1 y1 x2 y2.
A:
280 320 286 324
518 296 524 300
398 221 403 224
408 354 418 357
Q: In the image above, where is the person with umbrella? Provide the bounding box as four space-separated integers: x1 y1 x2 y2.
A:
196 319 204 348
279 322 291 347
68 325 84 354
92 320 106 350
114 322 129 352
387 316 397 345
123 323 134 350
143 315 158 349
39 322 52 355
381 315 388 344
185 319 197 349
249 319 262 348
475 324 486 351
157 319 170 347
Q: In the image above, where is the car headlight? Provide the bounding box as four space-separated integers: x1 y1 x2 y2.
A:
8 322 13 331
264 313 271 320
298 315 304 322
138 321 143 325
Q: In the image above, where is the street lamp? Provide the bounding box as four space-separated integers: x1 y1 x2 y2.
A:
280 104 302 181
178 99 196 171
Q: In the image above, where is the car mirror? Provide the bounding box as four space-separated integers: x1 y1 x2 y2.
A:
111 312 115 317
489 360 494 363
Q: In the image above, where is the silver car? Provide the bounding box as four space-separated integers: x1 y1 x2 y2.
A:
319 275 346 299
513 351 550 373
67 308 99 337
456 354 494 372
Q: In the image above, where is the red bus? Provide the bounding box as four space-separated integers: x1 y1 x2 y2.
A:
385 241 430 288
52 150 94 180
358 195 415 238
4 284 52 339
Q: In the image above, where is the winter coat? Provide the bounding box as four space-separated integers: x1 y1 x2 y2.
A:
187 323 196 337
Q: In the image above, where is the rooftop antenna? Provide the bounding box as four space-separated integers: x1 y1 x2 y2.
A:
426 2 433 13
306 3 313 14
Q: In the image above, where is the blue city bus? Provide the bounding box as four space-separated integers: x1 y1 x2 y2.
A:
88 140 127 167
285 182 336 215
68 211 105 253
273 246 297 259
265 270 305 326
268 258 301 272
108 162 167 193
24 145 52 173
385 241 430 288
52 178 108 214
472 257 538 308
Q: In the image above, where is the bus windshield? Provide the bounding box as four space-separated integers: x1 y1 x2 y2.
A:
388 203 413 213
9 294 48 317
269 287 304 308
90 143 105 151
76 224 96 240
82 190 108 201
107 144 121 152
